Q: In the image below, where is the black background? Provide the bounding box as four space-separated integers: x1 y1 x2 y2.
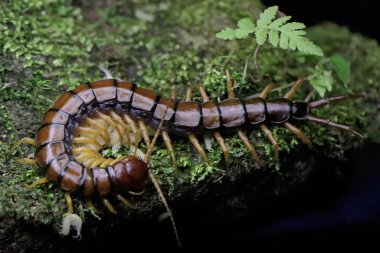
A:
263 0 380 42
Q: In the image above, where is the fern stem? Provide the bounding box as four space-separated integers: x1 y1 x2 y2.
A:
249 45 262 83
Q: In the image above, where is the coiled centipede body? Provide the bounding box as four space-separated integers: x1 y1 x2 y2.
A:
13 70 362 246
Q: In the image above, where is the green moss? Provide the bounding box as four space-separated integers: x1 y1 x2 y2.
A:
0 0 379 232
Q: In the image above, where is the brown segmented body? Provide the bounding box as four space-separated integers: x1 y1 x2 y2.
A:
35 78 363 196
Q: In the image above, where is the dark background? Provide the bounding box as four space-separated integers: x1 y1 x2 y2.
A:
263 0 380 42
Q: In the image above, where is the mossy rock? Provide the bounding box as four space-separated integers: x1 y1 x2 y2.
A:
0 0 379 249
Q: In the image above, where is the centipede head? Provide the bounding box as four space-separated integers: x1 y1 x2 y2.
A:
291 101 310 121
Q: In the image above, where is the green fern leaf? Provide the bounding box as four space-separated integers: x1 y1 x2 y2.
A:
255 6 278 44
235 18 256 39
216 5 324 56
289 36 297 50
256 28 268 45
216 27 236 40
281 22 305 31
268 29 279 46
296 37 324 56
309 68 333 97
238 18 255 30
269 15 291 29
257 6 278 28
330 55 350 84
279 32 289 49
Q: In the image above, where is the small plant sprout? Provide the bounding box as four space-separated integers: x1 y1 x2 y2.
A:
216 5 324 56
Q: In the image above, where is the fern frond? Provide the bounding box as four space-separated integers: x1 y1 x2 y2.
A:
215 5 323 56
255 6 323 56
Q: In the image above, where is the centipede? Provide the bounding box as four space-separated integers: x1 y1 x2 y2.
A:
13 70 362 246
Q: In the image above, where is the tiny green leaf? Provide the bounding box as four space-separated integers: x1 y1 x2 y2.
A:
255 28 268 45
235 18 256 39
330 54 350 84
268 30 279 46
237 18 255 30
279 32 289 49
281 22 305 31
235 28 252 39
296 37 324 56
216 27 236 40
269 15 291 29
309 68 333 97
257 6 278 28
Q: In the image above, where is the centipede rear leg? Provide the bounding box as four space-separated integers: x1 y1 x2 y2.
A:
225 70 261 162
101 197 117 214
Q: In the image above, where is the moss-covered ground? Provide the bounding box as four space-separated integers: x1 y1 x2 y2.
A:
0 0 379 236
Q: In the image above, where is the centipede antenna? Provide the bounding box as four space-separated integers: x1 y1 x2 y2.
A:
307 114 363 139
148 170 181 246
308 95 363 109
11 137 36 152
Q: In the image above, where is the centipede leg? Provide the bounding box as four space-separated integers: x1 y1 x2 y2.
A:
198 85 230 162
260 124 279 160
226 69 235 99
16 158 37 165
86 198 100 213
138 120 151 147
188 134 209 163
284 122 313 149
259 83 277 99
101 197 117 214
11 137 36 152
185 86 209 162
123 114 140 150
237 130 261 162
25 177 49 189
284 75 306 100
128 190 145 196
115 194 136 209
162 130 178 171
258 83 280 160
213 132 230 163
65 192 74 214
